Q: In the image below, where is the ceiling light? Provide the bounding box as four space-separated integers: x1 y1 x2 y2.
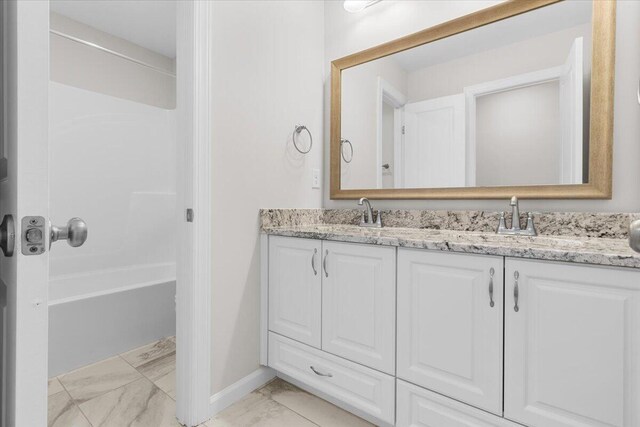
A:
343 0 381 13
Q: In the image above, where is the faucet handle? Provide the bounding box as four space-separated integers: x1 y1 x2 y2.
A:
510 196 518 206
497 212 506 233
375 210 382 226
525 212 537 235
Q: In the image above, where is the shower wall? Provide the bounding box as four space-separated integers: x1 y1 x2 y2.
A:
48 13 177 375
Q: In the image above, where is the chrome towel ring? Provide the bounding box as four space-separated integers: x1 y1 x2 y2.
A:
293 125 313 154
341 138 353 163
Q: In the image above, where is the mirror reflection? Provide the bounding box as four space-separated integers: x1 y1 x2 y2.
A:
340 1 592 190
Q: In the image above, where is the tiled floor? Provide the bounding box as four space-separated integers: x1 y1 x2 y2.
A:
48 337 373 427
204 378 374 427
48 337 177 427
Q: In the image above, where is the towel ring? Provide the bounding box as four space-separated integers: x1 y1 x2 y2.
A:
341 138 353 163
293 125 313 154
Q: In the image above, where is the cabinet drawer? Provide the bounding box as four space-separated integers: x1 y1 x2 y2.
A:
397 380 518 427
268 332 395 425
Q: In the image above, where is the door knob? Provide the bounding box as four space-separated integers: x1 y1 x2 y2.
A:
50 218 88 248
0 215 15 257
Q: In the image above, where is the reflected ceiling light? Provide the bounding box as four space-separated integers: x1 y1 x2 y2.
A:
343 0 381 13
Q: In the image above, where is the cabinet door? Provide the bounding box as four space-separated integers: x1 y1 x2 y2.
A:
505 259 640 427
322 241 396 374
269 236 322 348
397 249 504 415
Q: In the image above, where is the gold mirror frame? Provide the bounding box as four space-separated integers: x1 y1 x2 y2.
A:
330 0 616 200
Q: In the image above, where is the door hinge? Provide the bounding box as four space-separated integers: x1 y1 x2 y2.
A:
402 125 405 135
186 209 194 223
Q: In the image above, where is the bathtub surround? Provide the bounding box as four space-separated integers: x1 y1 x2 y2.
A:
261 208 640 239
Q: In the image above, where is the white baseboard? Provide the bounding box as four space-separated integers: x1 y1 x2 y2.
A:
209 367 276 417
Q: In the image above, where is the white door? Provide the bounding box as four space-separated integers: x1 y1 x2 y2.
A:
402 94 465 188
0 2 50 426
397 249 504 415
268 236 322 348
505 259 640 427
559 37 584 184
322 241 395 374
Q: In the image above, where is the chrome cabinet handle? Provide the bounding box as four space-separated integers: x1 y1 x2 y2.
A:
311 248 317 275
489 267 495 307
323 250 328 277
513 271 520 312
310 366 333 377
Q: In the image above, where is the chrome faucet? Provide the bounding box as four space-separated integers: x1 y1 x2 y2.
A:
358 197 382 228
497 196 536 236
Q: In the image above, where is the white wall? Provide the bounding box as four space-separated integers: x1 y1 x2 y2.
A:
476 81 561 186
406 23 591 102
50 12 176 109
324 0 640 212
210 1 324 394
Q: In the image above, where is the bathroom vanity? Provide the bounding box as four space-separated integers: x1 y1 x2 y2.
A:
260 211 640 427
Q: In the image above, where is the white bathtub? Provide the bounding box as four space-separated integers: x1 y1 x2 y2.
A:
49 262 176 305
48 263 176 376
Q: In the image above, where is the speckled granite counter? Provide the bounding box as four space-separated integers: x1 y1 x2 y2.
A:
261 210 640 269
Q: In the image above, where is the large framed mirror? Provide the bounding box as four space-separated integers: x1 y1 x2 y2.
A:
330 0 616 199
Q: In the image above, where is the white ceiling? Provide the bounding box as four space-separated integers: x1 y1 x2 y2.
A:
392 0 592 71
50 0 177 58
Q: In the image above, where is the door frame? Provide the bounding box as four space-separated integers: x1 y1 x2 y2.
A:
375 77 406 189
175 2 214 426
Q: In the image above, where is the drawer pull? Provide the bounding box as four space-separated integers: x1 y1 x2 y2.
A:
311 249 318 275
489 267 495 307
323 250 329 277
310 366 333 377
514 270 520 312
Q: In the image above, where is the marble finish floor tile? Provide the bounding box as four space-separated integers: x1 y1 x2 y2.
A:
135 351 176 382
121 337 175 368
153 369 176 400
58 356 143 403
48 390 92 427
48 377 64 396
51 337 371 427
259 379 373 427
79 377 180 427
205 391 318 427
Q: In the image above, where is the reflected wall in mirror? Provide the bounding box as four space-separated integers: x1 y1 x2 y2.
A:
331 0 615 199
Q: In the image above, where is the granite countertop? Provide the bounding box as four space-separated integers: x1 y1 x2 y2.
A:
262 223 640 269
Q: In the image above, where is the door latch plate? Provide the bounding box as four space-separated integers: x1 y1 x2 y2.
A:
21 216 46 256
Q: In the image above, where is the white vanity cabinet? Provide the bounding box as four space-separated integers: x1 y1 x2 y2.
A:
264 234 640 427
397 249 504 415
268 236 322 348
504 259 640 427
